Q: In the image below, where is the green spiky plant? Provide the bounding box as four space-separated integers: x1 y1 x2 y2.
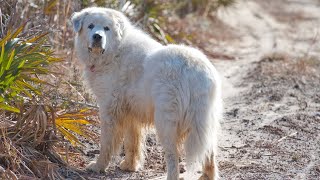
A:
0 23 97 148
0 23 60 112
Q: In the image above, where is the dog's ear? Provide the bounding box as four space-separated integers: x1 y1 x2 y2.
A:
112 13 126 40
71 11 88 32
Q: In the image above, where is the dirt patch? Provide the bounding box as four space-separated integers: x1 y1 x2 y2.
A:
219 54 320 179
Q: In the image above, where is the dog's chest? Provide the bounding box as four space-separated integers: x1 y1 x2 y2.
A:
86 72 117 99
85 67 153 122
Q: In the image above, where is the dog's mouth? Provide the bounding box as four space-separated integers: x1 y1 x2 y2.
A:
88 47 105 54
90 64 95 72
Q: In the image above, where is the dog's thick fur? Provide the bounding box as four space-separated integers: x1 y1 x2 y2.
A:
71 7 222 180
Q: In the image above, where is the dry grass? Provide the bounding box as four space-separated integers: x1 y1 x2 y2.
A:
244 51 320 106
260 52 320 76
0 104 100 178
0 128 61 179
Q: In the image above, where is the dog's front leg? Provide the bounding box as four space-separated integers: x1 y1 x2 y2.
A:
86 114 122 173
120 120 145 171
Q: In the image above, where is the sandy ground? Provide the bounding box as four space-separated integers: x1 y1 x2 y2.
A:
215 0 320 179
64 0 320 179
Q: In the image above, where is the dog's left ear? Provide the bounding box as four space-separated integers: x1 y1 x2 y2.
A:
112 13 125 40
71 11 88 32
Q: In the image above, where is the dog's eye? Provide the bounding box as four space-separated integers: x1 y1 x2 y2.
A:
104 26 110 31
88 24 94 29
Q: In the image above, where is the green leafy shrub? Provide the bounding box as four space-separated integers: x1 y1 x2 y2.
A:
0 23 61 112
0 22 97 148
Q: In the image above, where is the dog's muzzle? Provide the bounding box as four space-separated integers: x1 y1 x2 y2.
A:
88 33 105 54
88 47 105 54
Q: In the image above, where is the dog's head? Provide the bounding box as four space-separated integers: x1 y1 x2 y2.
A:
71 7 127 57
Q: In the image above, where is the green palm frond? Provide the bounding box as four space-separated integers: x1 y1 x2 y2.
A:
0 23 62 113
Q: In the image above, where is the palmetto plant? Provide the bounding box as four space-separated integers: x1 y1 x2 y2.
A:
0 23 60 112
0 23 97 149
55 108 98 146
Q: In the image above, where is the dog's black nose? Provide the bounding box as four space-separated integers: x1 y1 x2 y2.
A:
93 34 102 41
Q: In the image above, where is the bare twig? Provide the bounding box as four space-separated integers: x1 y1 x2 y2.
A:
65 81 86 101
0 9 3 38
276 132 298 143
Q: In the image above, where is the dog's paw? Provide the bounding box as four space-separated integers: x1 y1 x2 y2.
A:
198 174 209 180
119 159 140 172
86 161 106 173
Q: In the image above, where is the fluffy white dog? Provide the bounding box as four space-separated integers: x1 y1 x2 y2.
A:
71 7 222 180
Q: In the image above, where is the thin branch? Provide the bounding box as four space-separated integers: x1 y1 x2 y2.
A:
276 132 298 143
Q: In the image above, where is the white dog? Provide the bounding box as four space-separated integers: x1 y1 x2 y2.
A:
71 7 222 180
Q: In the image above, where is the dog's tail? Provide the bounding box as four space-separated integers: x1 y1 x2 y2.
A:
184 85 222 178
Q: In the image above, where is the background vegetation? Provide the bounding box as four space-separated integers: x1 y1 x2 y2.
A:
0 0 235 179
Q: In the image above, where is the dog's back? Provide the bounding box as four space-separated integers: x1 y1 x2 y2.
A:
142 44 222 178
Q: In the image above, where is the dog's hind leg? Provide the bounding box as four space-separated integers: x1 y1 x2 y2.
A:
199 152 218 180
154 108 179 180
120 118 145 171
